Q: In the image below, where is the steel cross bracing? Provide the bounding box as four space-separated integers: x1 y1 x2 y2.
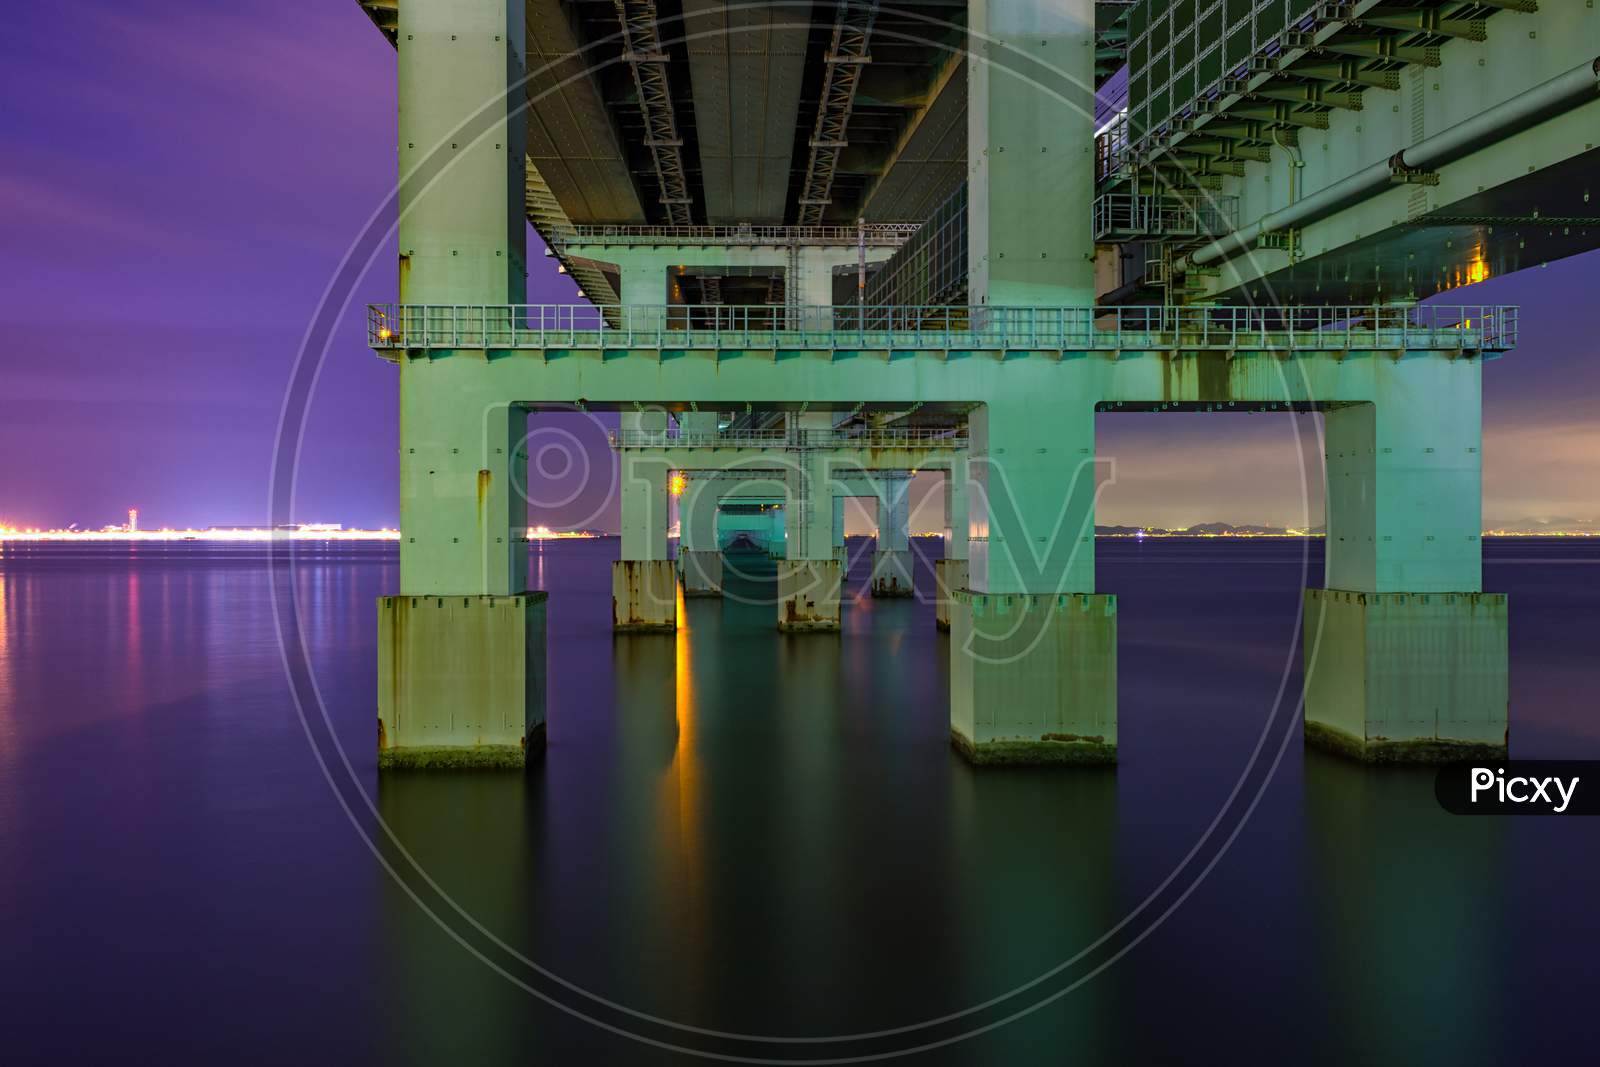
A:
797 1 880 226
614 1 694 225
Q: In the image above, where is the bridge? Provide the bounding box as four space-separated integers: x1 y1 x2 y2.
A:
357 0 1598 770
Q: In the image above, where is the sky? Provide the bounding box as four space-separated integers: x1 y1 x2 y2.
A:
2 0 1596 534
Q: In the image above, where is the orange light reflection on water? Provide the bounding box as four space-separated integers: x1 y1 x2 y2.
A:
666 580 705 929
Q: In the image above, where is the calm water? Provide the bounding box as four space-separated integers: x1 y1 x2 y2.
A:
1 537 1597 1064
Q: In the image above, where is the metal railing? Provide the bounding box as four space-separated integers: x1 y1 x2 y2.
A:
611 428 968 450
1092 192 1238 241
367 303 1519 354
548 223 922 249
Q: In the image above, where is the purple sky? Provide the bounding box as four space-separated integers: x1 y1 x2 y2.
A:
2 1 1595 533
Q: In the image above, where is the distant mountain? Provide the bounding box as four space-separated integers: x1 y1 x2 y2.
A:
1094 522 1304 537
1485 516 1599 534
1184 522 1290 536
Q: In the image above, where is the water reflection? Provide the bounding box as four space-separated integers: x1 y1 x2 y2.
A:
2 540 1595 1061
378 770 537 1063
373 548 1119 1055
1303 749 1510 1062
0 566 12 771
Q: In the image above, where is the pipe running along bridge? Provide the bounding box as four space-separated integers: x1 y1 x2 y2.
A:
356 0 1598 769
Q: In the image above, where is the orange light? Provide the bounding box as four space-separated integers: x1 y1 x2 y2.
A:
378 326 393 340
669 473 688 497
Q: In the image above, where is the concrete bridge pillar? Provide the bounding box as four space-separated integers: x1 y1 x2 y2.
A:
950 396 1115 764
1306 360 1508 761
936 453 970 631
797 247 840 331
870 471 914 597
615 258 669 306
395 0 527 307
678 467 724 598
379 0 544 769
614 410 676 631
967 0 1095 306
779 413 842 631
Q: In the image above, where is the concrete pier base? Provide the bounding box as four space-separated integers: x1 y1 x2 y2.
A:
613 560 677 632
777 560 842 632
870 549 915 597
377 593 547 770
680 549 723 597
1303 589 1509 762
949 591 1117 765
934 559 967 631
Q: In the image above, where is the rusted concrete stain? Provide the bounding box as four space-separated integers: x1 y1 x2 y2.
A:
612 560 676 631
1161 350 1235 404
776 560 842 632
1197 352 1231 401
934 559 967 632
871 574 911 597
377 593 548 771
476 468 492 534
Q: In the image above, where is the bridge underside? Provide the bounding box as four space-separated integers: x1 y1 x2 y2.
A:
1216 145 1600 304
1096 1 1600 305
367 0 1522 770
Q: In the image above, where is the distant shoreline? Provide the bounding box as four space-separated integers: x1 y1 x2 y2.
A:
4 530 1595 544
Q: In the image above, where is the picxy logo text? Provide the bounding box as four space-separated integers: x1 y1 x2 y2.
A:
1470 767 1579 813
1435 761 1597 816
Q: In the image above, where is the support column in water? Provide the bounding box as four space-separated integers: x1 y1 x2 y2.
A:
677 450 724 598
778 413 842 632
614 410 676 632
1306 358 1508 761
378 0 544 769
949 0 1108 764
870 471 915 597
949 397 1115 765
936 453 970 631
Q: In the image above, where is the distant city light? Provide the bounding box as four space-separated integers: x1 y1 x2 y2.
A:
526 525 596 541
0 519 400 543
